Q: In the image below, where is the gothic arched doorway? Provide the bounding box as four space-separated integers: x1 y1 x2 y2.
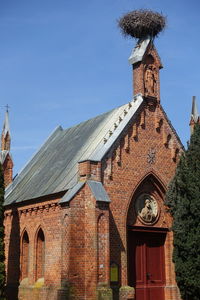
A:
127 174 168 300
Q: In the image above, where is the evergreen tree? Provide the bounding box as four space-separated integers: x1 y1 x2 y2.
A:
166 124 200 300
0 163 5 298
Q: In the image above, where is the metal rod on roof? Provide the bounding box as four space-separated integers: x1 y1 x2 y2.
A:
5 104 10 112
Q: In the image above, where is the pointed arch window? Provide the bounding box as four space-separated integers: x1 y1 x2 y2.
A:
21 231 29 279
36 228 45 280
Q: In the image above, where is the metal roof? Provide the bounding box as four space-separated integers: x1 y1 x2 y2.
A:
60 181 85 204
87 180 110 202
5 95 144 205
60 180 110 204
128 37 151 65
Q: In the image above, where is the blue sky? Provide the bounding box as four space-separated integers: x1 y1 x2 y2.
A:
0 0 200 176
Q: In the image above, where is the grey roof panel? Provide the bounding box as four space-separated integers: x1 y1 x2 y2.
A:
5 126 64 203
60 180 110 204
129 37 151 65
60 181 85 204
87 180 110 202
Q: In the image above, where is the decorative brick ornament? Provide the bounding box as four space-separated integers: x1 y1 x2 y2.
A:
147 148 156 164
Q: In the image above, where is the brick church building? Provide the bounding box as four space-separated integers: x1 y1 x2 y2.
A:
2 37 185 300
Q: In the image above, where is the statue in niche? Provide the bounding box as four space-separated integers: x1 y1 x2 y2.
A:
144 64 157 97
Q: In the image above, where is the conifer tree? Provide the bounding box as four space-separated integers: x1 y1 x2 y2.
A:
0 163 5 298
166 124 200 300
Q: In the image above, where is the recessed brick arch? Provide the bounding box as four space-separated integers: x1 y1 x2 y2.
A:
35 227 45 281
21 230 29 280
97 213 107 283
127 172 166 227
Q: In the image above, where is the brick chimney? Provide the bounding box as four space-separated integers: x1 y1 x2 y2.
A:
0 108 13 187
129 37 163 103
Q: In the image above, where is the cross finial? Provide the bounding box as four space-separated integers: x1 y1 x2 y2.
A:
5 104 10 112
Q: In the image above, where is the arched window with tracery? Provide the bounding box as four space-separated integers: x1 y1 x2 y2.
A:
36 228 45 280
21 230 29 279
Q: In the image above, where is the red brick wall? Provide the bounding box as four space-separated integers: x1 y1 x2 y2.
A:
50 184 110 300
4 197 64 300
3 155 13 187
78 160 102 181
1 132 11 151
64 184 109 299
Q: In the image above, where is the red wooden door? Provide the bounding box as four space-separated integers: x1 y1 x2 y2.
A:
128 230 166 300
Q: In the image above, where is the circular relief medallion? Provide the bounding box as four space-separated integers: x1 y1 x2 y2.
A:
135 194 159 225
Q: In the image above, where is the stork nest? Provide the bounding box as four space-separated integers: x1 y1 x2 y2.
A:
118 9 166 39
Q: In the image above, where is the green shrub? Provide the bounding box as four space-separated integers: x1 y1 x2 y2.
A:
166 124 200 300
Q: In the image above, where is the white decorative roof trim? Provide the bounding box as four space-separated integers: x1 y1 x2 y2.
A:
88 94 143 161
